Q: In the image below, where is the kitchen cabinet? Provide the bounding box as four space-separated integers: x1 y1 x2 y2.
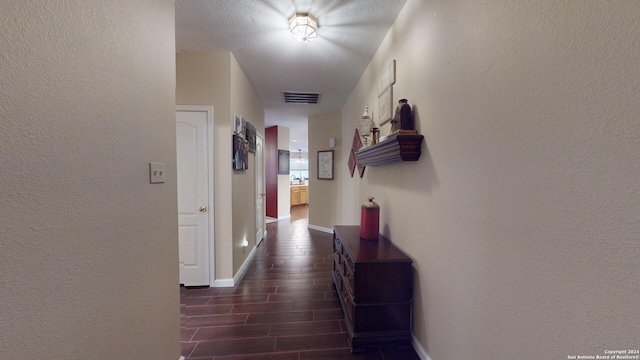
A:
299 186 308 204
290 185 308 206
332 225 413 352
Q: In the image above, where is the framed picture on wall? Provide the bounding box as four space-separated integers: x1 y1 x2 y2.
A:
377 59 396 96
233 134 248 170
245 121 256 153
317 150 334 180
278 150 290 174
234 115 243 134
378 86 393 126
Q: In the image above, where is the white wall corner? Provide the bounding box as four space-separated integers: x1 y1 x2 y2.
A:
212 242 258 287
233 244 257 285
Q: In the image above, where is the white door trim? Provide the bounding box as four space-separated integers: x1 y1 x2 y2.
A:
176 105 215 286
255 133 266 244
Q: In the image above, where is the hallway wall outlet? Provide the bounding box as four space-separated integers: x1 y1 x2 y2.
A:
242 240 249 247
149 162 165 184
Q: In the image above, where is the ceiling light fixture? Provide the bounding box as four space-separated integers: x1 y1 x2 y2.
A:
296 149 303 163
289 13 318 42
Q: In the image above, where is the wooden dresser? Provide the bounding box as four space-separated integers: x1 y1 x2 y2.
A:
332 225 413 352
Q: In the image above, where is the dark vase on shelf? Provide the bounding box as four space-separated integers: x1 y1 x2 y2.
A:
398 99 413 131
391 98 413 133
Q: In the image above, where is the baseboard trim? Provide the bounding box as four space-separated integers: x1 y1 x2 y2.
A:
211 243 257 287
212 278 233 287
179 356 185 360
307 224 333 234
233 245 257 285
278 214 291 220
411 333 431 360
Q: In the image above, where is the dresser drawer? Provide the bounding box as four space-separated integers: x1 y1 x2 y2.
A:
342 253 354 276
352 302 411 333
343 261 355 298
333 267 343 298
333 252 343 275
353 262 412 303
341 278 355 323
333 236 342 254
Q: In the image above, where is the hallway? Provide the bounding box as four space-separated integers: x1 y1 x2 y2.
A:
180 206 420 359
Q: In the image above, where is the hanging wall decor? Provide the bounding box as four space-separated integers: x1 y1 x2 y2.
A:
350 128 365 178
378 86 393 126
317 150 334 180
233 134 248 170
377 59 396 127
348 149 356 177
357 160 366 178
377 59 396 96
278 150 290 174
245 121 256 153
234 115 243 134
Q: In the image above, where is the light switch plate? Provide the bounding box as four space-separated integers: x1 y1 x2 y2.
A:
149 162 165 184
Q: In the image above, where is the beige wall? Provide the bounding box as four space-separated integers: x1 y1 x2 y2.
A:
341 0 640 358
277 126 292 218
230 55 265 274
176 51 264 279
308 110 342 230
176 51 234 280
0 1 179 359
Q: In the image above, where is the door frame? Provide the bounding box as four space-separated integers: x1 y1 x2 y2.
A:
255 133 266 244
176 105 215 286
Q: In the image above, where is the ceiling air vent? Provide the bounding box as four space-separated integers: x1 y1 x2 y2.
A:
282 91 321 104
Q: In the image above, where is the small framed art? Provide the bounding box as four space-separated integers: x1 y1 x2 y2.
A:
278 150 290 174
245 121 256 153
233 134 248 170
234 115 243 134
317 150 334 180
378 86 393 126
377 59 396 96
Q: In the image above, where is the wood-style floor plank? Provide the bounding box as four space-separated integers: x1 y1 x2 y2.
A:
180 205 420 359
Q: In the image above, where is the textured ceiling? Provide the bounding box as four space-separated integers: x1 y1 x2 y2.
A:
176 0 407 152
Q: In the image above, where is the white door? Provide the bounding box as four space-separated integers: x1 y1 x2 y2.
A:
176 107 213 286
255 134 265 244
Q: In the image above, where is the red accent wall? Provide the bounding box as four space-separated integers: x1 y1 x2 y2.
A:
265 126 278 217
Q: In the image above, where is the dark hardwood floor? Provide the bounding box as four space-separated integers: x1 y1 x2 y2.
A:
180 205 420 360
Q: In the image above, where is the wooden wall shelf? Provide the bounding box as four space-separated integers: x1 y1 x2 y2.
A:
355 133 424 166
